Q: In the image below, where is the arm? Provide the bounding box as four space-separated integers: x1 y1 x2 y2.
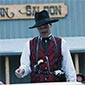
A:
15 40 32 78
61 38 76 82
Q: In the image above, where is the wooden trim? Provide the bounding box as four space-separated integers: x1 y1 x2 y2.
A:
74 54 79 74
5 56 10 84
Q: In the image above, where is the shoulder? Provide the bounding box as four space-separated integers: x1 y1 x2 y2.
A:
29 37 38 44
25 37 37 43
54 37 66 43
54 37 68 47
61 38 67 44
25 38 33 45
30 37 38 41
54 36 61 41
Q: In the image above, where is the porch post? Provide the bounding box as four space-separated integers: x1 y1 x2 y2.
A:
5 56 10 84
74 53 79 74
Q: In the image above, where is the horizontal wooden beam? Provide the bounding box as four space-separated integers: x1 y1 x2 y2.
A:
0 37 85 56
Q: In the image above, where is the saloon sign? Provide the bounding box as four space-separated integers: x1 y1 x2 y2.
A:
0 3 67 20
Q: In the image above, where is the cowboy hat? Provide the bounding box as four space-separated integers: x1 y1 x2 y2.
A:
29 10 59 29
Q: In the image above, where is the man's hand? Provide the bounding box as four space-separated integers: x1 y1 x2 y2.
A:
0 81 4 85
15 68 25 78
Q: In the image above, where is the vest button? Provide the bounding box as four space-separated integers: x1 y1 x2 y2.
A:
45 40 48 43
45 77 47 81
45 67 47 70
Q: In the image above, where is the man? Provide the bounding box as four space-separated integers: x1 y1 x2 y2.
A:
15 10 76 82
77 73 85 83
0 81 4 85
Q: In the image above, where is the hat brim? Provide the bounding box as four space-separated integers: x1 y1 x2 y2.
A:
29 18 59 29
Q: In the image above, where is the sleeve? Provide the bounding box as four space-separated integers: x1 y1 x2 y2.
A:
19 40 32 77
61 38 77 82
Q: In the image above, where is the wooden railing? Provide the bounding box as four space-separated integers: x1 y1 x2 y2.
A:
11 82 82 85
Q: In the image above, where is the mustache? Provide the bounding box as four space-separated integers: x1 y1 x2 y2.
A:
41 31 47 33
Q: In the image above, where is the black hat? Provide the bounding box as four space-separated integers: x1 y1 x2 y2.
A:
29 10 59 29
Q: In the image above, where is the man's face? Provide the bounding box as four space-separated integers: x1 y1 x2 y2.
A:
37 23 51 38
77 76 83 82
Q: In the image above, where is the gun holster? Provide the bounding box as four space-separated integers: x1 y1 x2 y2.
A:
53 70 66 82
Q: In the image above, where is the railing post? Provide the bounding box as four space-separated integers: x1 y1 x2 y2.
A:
74 53 79 74
5 56 10 85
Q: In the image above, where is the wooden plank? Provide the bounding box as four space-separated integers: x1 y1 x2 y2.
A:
5 56 10 84
11 82 82 85
74 54 79 74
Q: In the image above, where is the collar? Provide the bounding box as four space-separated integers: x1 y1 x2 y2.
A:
40 33 52 41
